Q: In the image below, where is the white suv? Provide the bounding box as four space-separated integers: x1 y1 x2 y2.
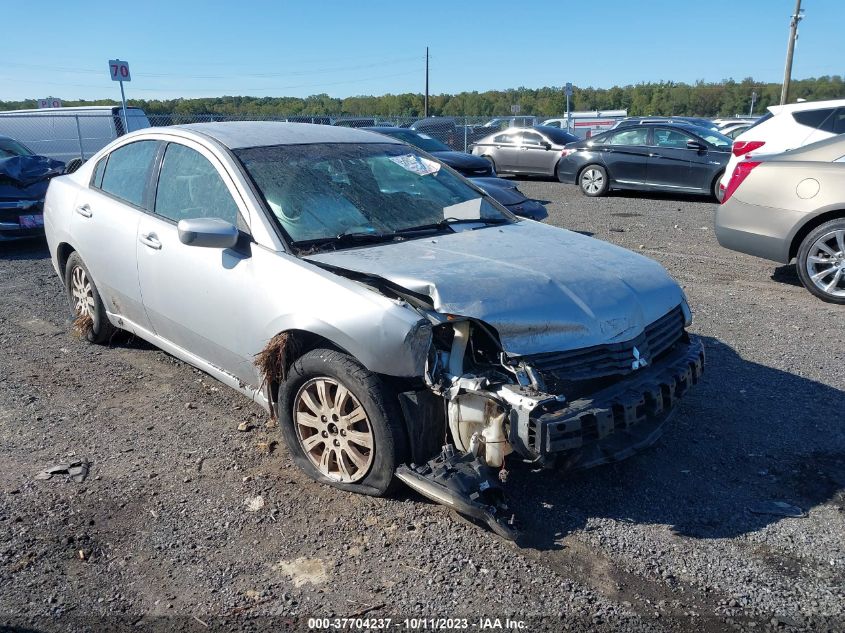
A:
720 99 845 193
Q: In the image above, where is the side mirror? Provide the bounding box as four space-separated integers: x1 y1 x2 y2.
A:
541 142 552 150
177 217 239 249
686 140 706 151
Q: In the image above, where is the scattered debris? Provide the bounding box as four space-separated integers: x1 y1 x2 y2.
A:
71 313 93 338
192 615 208 628
256 440 278 455
34 460 89 483
237 421 253 432
244 495 265 512
264 418 278 430
747 501 806 518
277 557 329 587
347 602 386 618
254 332 295 417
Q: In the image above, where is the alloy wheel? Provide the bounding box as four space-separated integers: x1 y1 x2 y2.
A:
293 377 374 483
70 266 95 317
582 168 604 194
805 229 845 298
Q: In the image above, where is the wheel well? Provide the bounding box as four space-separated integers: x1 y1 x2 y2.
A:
57 243 75 281
789 209 845 261
259 329 348 413
710 171 724 195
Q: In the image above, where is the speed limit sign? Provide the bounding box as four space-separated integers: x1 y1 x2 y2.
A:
108 59 131 82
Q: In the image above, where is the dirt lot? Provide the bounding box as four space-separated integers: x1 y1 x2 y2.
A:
1 182 843 633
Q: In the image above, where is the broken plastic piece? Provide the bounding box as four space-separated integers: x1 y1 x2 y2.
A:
396 445 518 541
35 460 89 483
747 500 806 518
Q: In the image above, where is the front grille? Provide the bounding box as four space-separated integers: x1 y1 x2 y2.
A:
525 306 685 390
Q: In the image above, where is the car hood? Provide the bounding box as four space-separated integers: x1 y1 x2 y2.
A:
430 151 491 171
305 221 687 356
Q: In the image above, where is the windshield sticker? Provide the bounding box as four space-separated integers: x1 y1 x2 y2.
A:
388 154 441 176
443 198 483 221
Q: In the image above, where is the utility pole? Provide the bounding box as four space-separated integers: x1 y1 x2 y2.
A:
424 47 429 118
780 0 803 105
750 90 757 116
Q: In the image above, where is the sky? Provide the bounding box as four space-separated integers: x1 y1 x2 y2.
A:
1 0 843 102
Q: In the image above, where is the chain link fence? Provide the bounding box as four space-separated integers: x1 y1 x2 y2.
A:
0 110 557 163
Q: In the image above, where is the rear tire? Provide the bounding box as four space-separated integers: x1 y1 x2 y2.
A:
795 218 845 304
277 348 409 496
712 172 724 202
579 165 608 197
64 252 116 344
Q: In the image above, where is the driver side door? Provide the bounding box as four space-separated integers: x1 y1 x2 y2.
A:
135 139 261 387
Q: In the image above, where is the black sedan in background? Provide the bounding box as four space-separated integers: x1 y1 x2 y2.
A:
0 135 65 240
556 124 732 199
368 127 548 221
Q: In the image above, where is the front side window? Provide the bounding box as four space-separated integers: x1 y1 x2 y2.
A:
608 128 649 146
99 140 158 207
154 143 241 225
0 137 34 157
520 132 545 147
236 142 512 245
653 128 694 148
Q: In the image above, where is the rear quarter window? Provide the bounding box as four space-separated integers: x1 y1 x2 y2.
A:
792 108 838 133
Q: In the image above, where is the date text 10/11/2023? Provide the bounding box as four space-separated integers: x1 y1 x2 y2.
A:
308 617 527 630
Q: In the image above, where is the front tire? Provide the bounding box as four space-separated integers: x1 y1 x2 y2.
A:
796 219 845 304
579 165 608 196
277 348 409 496
64 252 116 344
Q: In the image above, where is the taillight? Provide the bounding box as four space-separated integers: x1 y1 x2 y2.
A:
732 140 765 157
721 161 761 203
561 149 575 157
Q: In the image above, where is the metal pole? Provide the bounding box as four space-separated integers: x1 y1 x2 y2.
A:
119 79 129 134
424 47 429 118
566 93 571 132
74 115 84 160
780 0 803 105
464 116 467 152
749 91 757 116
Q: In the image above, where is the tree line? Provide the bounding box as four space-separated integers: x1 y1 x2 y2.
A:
2 76 843 118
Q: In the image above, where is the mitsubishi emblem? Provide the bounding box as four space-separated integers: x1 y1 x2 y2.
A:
631 346 648 370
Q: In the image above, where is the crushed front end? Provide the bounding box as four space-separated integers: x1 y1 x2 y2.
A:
398 303 704 538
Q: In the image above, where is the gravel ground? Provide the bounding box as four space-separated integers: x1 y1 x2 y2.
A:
1 182 843 633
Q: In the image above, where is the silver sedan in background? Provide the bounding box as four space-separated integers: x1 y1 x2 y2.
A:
716 134 845 303
470 125 579 179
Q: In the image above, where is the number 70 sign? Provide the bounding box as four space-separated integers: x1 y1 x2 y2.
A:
108 59 131 82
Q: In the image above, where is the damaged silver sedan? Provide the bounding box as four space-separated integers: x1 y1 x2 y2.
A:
44 122 704 537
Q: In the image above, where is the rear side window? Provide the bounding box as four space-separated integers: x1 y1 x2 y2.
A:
99 140 158 207
91 156 107 188
792 108 839 132
608 128 649 146
154 143 241 226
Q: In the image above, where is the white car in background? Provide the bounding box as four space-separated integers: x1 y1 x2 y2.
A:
719 99 845 193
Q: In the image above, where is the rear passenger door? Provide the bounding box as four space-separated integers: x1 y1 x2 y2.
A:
70 139 159 332
601 127 651 184
488 132 522 172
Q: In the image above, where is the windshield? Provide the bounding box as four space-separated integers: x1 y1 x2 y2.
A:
376 129 451 153
236 142 512 245
542 128 579 145
686 126 733 148
0 137 34 157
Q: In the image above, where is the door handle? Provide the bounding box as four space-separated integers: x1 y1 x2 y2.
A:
75 204 92 218
139 232 162 250
648 153 662 158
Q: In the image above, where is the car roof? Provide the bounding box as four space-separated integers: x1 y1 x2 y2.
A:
170 121 400 149
768 98 845 114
